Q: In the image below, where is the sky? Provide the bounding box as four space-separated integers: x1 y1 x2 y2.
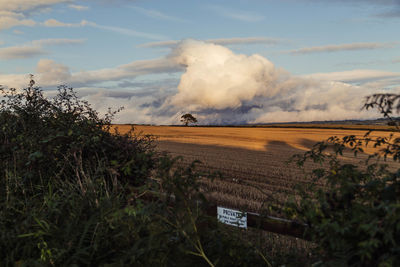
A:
1 0 400 124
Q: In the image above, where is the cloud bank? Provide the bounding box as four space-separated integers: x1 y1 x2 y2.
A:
3 40 399 124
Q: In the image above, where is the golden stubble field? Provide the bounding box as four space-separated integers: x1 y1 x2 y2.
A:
113 125 400 213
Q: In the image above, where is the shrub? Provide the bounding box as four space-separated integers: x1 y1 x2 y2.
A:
286 94 400 266
0 78 267 266
0 77 155 190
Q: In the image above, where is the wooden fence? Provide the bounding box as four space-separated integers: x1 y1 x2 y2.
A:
204 204 309 240
137 190 310 241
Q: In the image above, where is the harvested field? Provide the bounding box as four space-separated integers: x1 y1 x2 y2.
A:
113 125 400 213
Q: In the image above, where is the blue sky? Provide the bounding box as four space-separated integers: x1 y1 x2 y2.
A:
1 0 400 124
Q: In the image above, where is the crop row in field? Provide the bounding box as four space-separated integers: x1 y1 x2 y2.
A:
113 125 400 214
112 124 400 258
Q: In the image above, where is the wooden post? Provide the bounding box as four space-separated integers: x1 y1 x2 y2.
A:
133 190 310 240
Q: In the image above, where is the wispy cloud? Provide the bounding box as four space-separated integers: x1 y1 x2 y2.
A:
41 18 167 40
130 6 187 22
0 38 85 60
376 9 400 18
296 0 400 19
90 23 167 40
0 45 47 59
208 5 264 22
139 37 282 48
0 0 70 31
0 55 182 89
139 40 179 48
68 4 89 11
0 11 36 31
31 38 86 46
289 42 397 54
208 37 282 45
42 18 89 27
304 69 400 84
0 0 70 14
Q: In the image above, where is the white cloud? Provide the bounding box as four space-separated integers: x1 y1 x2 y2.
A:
0 56 181 88
40 18 166 40
304 69 400 83
0 11 36 30
208 5 265 22
139 40 179 48
290 42 397 54
0 73 32 89
0 38 84 60
89 23 167 40
0 1 165 40
68 4 89 11
167 40 289 110
0 45 47 59
2 40 399 124
42 18 89 27
31 38 86 46
139 37 282 48
73 40 399 124
306 69 400 92
36 59 72 85
0 0 71 13
0 0 71 31
68 57 181 86
208 37 282 46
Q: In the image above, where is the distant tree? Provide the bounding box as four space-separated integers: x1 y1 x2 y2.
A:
181 113 197 126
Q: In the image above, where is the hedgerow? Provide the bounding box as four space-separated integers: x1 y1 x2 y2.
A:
0 78 266 266
286 94 400 266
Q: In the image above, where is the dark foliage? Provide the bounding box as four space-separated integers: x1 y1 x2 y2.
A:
181 113 198 126
286 93 400 266
0 79 267 266
0 77 155 189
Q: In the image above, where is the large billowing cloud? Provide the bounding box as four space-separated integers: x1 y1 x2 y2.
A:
3 39 400 124
167 40 290 110
153 40 394 124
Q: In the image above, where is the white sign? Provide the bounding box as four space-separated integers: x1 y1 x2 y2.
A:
217 206 247 228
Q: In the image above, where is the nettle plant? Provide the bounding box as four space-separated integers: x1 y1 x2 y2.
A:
287 94 400 266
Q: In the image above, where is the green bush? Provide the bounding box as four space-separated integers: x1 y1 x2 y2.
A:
0 78 155 189
287 94 400 266
0 78 267 266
